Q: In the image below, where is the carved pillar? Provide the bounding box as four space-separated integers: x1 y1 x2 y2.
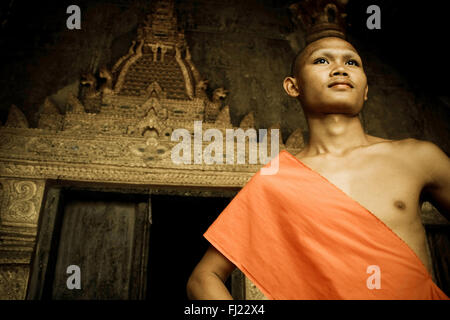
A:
0 178 45 299
150 44 159 62
160 45 169 62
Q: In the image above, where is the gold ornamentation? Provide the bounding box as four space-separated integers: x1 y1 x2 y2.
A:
0 266 30 300
5 105 29 129
129 137 171 162
0 179 44 225
214 105 231 126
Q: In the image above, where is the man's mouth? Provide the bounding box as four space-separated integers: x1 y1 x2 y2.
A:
328 81 353 88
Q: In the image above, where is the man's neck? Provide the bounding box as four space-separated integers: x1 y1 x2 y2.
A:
302 113 370 157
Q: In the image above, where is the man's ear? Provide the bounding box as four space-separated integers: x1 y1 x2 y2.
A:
364 85 368 101
283 77 300 98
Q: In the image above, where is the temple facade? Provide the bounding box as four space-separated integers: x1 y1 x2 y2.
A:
0 0 447 300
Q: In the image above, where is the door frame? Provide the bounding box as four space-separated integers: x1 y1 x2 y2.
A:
26 180 244 299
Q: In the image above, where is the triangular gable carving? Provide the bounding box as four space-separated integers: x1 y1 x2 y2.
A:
140 97 168 120
42 98 60 114
215 105 231 126
239 112 255 129
127 106 166 137
144 81 166 99
5 105 29 128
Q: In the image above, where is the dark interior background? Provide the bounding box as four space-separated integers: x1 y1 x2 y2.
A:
147 194 232 300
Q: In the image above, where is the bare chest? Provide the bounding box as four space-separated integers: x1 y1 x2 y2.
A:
297 153 435 275
298 153 427 239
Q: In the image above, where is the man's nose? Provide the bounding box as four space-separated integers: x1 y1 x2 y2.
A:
330 65 348 77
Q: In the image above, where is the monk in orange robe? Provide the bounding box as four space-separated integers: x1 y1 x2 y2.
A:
186 37 450 300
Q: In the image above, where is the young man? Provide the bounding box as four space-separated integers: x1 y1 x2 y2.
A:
186 37 450 300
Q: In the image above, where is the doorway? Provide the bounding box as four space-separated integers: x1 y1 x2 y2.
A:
28 185 240 300
146 194 232 300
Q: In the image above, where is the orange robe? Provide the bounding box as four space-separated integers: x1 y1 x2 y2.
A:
204 150 448 300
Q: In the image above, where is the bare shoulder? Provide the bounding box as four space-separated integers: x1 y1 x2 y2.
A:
390 138 447 160
384 138 449 183
366 136 448 168
368 136 444 155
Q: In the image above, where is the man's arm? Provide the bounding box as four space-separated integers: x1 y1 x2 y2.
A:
187 246 236 300
418 140 450 220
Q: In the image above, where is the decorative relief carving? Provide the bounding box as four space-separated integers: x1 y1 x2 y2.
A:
42 97 61 115
175 46 194 99
127 107 167 137
99 66 114 96
129 137 171 162
143 81 167 99
0 133 37 156
112 40 136 73
185 47 203 92
80 72 99 99
205 88 228 122
114 40 144 94
139 96 168 119
194 79 209 100
0 179 45 225
7 181 37 222
5 105 29 129
239 112 255 129
23 135 129 160
214 105 231 126
0 265 30 300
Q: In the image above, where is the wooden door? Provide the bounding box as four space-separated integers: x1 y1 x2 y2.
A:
28 188 150 300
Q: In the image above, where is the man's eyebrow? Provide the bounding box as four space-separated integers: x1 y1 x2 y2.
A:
308 49 360 60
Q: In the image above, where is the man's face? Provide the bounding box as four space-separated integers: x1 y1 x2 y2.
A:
285 37 368 116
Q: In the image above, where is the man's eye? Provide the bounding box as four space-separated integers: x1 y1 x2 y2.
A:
346 59 359 66
314 58 328 64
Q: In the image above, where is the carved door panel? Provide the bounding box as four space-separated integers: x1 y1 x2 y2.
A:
28 189 150 300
